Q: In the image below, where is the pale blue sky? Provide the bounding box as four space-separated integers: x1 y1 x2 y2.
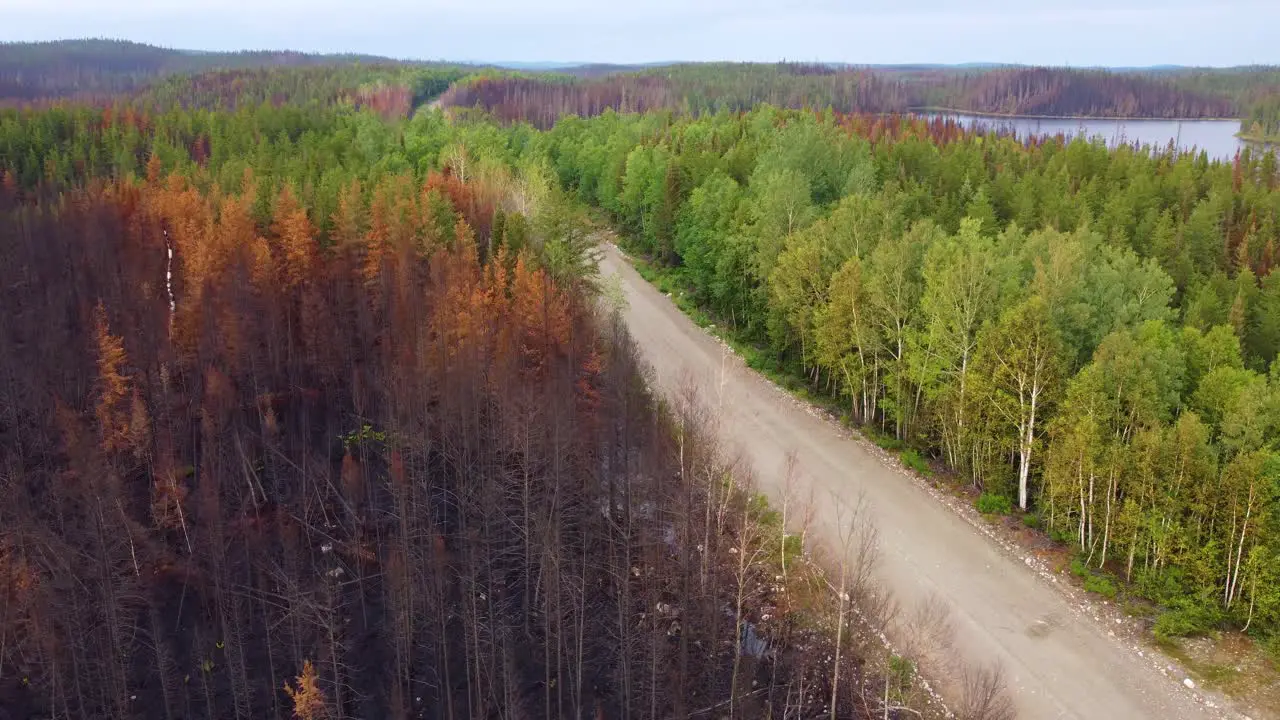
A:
0 0 1274 67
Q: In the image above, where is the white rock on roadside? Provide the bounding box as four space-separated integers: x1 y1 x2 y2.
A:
1182 678 1195 689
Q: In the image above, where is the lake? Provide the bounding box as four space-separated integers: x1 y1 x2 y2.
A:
920 113 1272 162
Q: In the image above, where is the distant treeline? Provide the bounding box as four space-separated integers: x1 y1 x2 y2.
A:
1 63 467 124
4 42 1278 127
0 38 429 100
132 66 467 116
439 63 1275 127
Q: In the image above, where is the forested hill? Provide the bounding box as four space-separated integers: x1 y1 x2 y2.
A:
438 63 1275 127
0 39 414 100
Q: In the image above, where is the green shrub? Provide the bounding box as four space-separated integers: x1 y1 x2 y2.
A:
747 493 779 525
633 261 657 283
742 347 768 373
887 654 916 689
1264 636 1280 669
780 532 804 565
1154 599 1223 641
1068 556 1118 598
865 428 904 451
877 436 904 451
1154 610 1201 640
976 492 1012 515
899 449 930 475
1021 513 1040 529
1083 573 1118 598
1135 566 1192 608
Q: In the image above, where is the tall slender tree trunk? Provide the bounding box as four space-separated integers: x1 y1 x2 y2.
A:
1018 389 1038 511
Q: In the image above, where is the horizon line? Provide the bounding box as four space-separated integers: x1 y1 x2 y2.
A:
2 37 1277 72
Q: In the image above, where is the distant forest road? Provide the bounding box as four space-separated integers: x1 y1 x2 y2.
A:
600 243 1226 720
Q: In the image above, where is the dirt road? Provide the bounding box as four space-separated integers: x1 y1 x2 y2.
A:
600 244 1227 720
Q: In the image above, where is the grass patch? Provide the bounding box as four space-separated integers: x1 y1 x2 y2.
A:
1198 663 1241 686
1153 635 1250 693
1157 632 1280 703
1021 513 1041 530
1122 600 1151 618
1154 634 1189 661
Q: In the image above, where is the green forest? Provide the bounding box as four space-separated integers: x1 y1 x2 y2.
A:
1242 96 1280 142
2 45 1280 718
529 107 1280 642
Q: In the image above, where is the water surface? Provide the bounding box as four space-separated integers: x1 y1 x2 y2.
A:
923 113 1271 161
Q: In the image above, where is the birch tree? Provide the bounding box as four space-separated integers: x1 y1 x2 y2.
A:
919 218 997 468
979 296 1064 509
